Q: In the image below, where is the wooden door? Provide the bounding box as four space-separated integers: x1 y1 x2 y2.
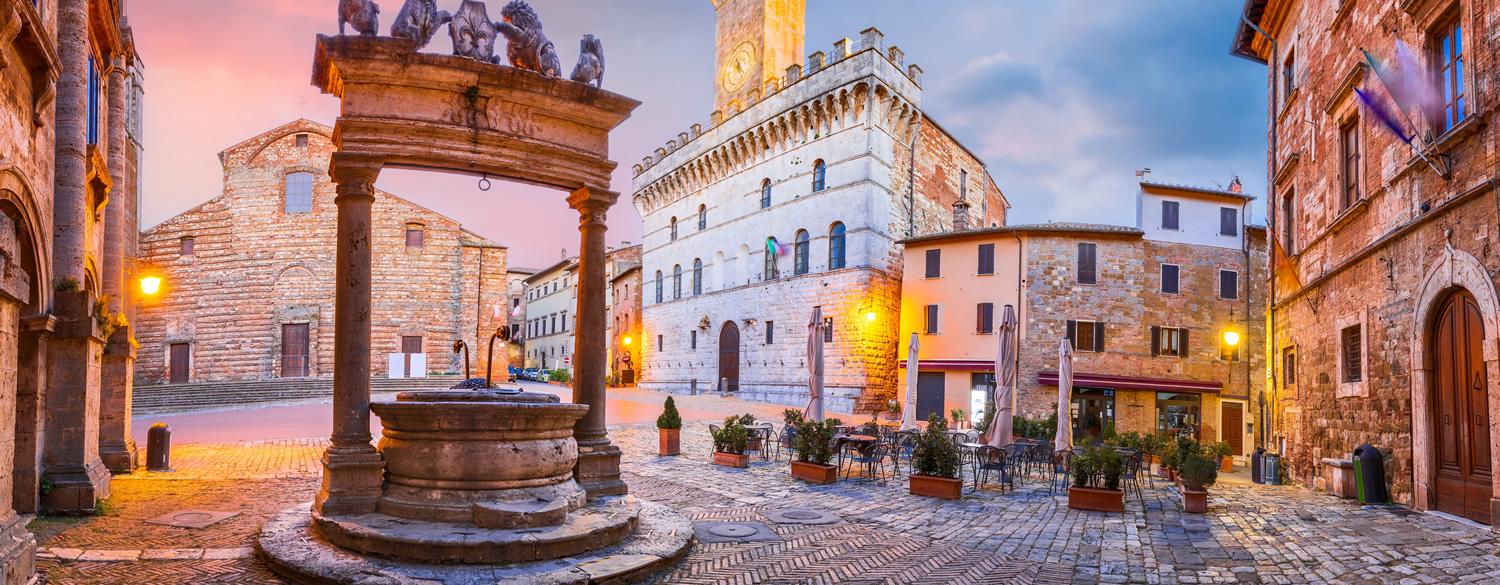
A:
169 343 190 384
1433 290 1492 524
717 322 739 392
401 335 422 377
1221 402 1244 456
916 372 946 422
281 323 309 378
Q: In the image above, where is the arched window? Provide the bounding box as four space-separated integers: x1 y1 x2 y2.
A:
697 205 707 230
285 171 314 213
793 230 810 275
654 270 663 303
764 237 779 280
829 222 847 270
692 258 703 295
669 217 678 241
760 179 772 209
673 264 682 299
812 160 826 192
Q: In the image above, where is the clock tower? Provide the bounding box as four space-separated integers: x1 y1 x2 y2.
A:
711 0 805 115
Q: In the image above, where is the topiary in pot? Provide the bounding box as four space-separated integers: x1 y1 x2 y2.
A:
656 397 682 456
790 418 841 484
711 416 750 468
910 414 963 499
1068 446 1124 512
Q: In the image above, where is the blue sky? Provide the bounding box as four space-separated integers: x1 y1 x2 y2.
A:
134 0 1268 268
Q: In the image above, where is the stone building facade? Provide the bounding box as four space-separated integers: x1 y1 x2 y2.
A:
1235 0 1500 525
898 182 1266 455
134 120 507 386
522 245 639 375
632 0 1007 413
610 265 642 385
504 266 536 367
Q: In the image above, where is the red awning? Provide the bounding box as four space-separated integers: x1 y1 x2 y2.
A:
898 359 994 372
1037 370 1221 393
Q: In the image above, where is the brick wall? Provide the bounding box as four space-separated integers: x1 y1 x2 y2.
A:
133 120 507 385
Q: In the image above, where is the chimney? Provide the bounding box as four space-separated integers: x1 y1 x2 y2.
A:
952 198 971 231
1229 175 1243 193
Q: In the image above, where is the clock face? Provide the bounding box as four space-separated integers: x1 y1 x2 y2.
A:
721 42 755 92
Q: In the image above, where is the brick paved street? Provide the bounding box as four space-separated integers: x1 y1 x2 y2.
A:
31 409 1500 584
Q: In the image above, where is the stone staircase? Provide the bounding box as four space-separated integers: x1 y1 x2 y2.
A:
134 375 465 415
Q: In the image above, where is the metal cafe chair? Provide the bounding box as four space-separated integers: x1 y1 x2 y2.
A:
1048 449 1074 495
776 426 796 461
973 446 1012 492
843 441 891 483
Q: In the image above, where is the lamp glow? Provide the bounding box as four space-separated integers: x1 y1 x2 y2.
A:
865 311 877 322
1222 330 1240 347
622 336 633 346
139 276 162 296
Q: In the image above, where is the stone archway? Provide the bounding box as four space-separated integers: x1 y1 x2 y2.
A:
1411 244 1500 524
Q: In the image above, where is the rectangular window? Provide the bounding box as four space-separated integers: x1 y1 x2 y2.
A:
1160 264 1180 294
1151 326 1187 357
1219 207 1239 237
765 321 774 344
406 227 424 248
823 316 834 343
976 302 994 334
180 236 195 256
296 133 309 148
924 305 939 335
285 172 314 213
1066 319 1104 353
924 249 941 278
1281 191 1295 253
87 56 100 145
1283 346 1297 388
1076 243 1097 284
1431 14 1466 134
401 336 423 354
658 334 663 350
1282 48 1295 106
1340 118 1360 211
1219 270 1239 300
1341 325 1362 383
1161 201 1180 230
977 243 995 275
691 330 697 350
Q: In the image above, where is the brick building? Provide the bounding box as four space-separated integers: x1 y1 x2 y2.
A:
632 0 1007 413
1234 0 1500 524
899 181 1266 456
504 266 536 368
610 264 642 385
134 120 507 386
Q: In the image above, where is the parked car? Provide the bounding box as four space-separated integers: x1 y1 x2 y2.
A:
523 368 542 381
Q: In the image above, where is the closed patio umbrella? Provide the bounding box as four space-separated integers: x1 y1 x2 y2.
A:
984 305 1017 448
902 333 919 430
804 307 825 422
1055 339 1074 453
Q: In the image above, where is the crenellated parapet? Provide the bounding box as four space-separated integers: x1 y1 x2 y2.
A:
632 27 925 215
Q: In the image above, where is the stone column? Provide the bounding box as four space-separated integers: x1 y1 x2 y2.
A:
100 55 137 473
12 316 51 515
568 188 626 498
41 0 110 514
313 153 386 517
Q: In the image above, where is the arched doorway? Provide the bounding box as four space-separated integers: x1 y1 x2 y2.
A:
1430 289 1492 524
718 321 740 393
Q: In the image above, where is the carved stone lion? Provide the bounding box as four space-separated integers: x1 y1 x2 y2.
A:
338 0 380 37
496 1 561 77
449 0 500 63
391 0 452 49
569 34 605 87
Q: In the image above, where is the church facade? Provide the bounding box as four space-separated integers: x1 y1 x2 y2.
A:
134 120 508 386
632 0 1007 413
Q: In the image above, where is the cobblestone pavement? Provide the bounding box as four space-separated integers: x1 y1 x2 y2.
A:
33 420 1500 584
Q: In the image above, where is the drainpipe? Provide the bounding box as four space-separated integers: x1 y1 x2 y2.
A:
1012 231 1025 415
1241 10 1278 453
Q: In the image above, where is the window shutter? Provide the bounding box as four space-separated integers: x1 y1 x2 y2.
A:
926 249 942 278
1162 201 1179 230
1094 322 1106 352
1065 320 1076 344
1180 329 1189 357
1151 326 1160 356
1077 243 1097 284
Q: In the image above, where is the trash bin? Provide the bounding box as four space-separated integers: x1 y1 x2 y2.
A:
1251 448 1265 484
1261 453 1280 485
146 422 172 471
1352 444 1388 504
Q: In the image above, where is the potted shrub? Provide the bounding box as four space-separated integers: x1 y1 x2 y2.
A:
1157 436 1181 480
711 416 750 468
738 414 762 452
656 397 682 456
909 414 963 500
1211 441 1234 472
790 417 841 484
1179 443 1219 513
949 409 966 431
1067 446 1125 512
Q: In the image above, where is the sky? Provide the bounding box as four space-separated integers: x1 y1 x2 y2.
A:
129 1 1268 269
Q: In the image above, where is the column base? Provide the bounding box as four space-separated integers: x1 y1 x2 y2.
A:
313 447 385 516
100 439 138 474
41 460 111 515
0 512 35 585
576 440 626 499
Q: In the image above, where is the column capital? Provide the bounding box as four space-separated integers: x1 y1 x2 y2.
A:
330 153 384 202
567 188 618 227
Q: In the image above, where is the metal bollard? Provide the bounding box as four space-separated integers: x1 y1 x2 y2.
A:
147 423 172 471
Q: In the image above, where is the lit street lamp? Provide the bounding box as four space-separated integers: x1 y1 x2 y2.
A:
139 276 162 296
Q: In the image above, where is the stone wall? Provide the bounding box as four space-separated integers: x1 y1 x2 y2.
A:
134 120 507 386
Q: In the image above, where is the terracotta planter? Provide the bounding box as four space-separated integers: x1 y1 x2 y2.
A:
1067 486 1125 512
1219 456 1233 473
658 428 680 456
790 461 837 485
713 451 749 468
909 474 963 500
1182 488 1208 513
